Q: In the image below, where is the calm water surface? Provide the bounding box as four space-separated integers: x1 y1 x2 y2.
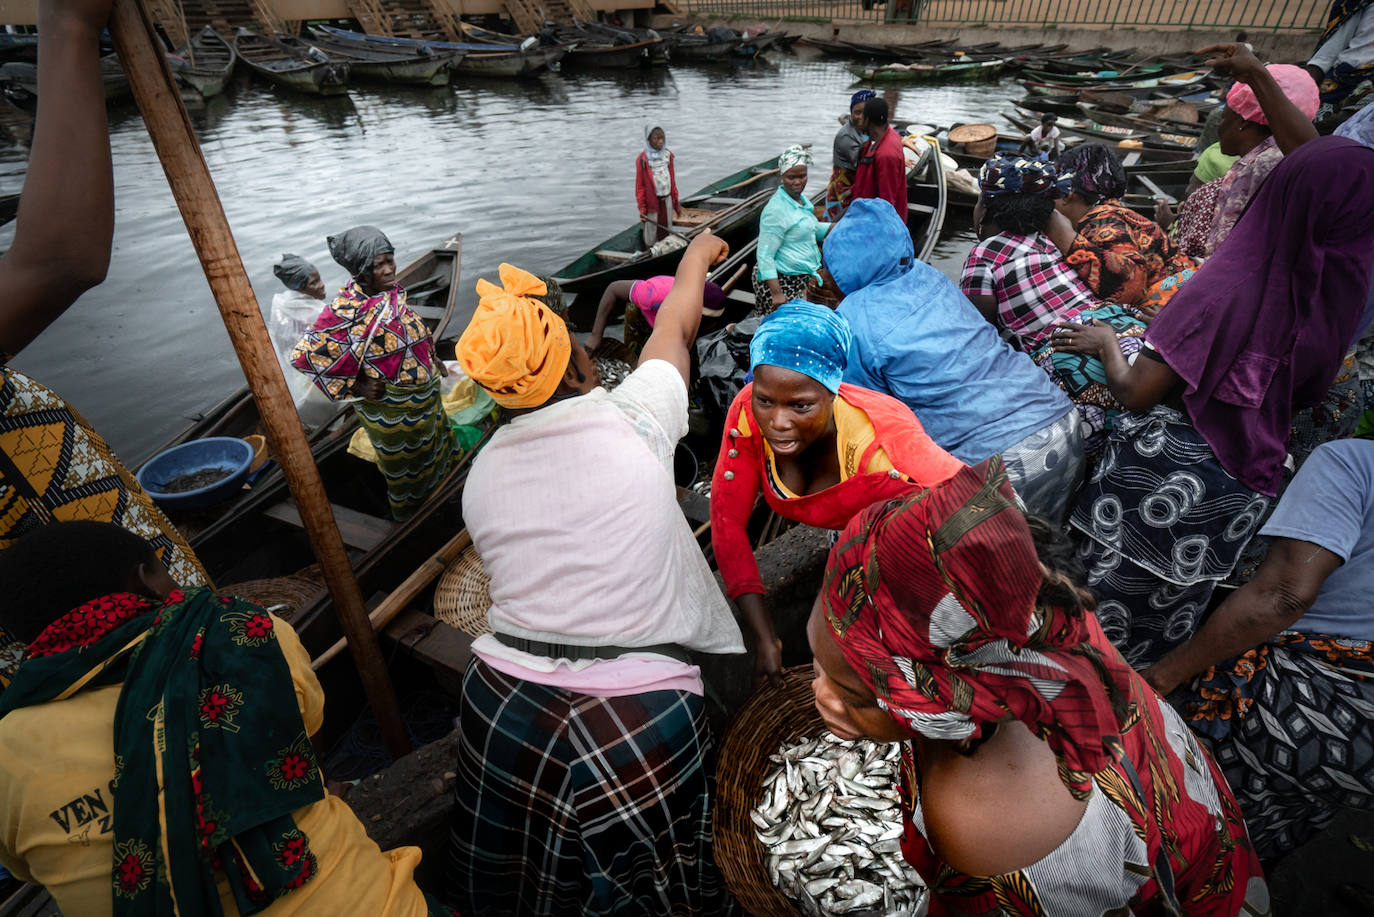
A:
1 55 1014 464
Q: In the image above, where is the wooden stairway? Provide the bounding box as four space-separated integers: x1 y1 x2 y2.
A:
502 0 592 34
347 0 459 40
167 0 281 36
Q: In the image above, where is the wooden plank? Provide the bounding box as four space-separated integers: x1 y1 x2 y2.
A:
381 608 474 682
312 529 472 670
264 500 391 551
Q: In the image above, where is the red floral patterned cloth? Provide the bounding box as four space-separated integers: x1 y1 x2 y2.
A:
26 592 159 659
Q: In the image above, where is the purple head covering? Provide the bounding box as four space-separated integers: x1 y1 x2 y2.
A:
1056 143 1127 201
1146 136 1374 497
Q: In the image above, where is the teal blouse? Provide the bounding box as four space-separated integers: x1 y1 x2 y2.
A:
756 186 830 282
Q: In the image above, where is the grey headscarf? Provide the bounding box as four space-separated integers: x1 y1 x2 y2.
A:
272 253 316 291
327 226 394 279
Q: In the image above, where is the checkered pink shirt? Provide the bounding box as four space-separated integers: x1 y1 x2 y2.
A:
961 231 1101 349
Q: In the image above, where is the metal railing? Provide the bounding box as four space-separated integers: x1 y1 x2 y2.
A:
680 0 1328 32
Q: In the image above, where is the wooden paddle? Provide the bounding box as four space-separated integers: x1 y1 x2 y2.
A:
108 0 411 758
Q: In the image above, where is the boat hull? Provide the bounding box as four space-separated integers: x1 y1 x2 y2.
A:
234 31 350 96
565 40 658 70
668 39 742 61
848 60 1005 83
455 46 563 77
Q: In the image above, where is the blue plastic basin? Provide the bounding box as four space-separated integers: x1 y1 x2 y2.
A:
136 437 254 511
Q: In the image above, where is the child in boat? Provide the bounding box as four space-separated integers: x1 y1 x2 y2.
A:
1019 112 1062 159
635 126 681 248
0 521 456 916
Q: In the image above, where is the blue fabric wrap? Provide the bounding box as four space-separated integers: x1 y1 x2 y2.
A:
749 301 853 394
825 198 1073 461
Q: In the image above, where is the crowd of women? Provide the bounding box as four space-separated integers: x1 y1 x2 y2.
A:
1 2 1374 915
685 36 1374 914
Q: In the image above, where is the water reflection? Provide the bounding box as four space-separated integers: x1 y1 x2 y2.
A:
6 56 1006 463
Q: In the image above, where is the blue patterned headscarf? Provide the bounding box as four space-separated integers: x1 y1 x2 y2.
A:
978 153 1073 198
749 301 853 394
850 89 876 109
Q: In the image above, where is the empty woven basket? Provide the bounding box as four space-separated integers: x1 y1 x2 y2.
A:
433 544 493 637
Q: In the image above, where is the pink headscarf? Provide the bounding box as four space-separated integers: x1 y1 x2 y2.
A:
1225 65 1319 125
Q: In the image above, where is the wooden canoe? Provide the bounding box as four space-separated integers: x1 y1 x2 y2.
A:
233 30 350 96
310 25 566 78
663 37 743 62
1021 64 1168 84
304 28 460 86
563 38 662 70
552 156 789 323
1004 106 1198 151
1019 69 1210 97
167 27 236 102
848 58 1006 84
0 53 130 105
1076 101 1204 136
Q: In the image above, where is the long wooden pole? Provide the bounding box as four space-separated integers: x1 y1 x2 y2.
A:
108 0 411 759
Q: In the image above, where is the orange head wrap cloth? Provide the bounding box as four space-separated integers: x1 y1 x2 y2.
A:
458 264 572 409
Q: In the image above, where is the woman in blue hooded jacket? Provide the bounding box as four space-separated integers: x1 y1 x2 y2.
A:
828 197 1086 523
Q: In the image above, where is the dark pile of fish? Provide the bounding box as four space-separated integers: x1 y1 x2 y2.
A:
751 733 927 916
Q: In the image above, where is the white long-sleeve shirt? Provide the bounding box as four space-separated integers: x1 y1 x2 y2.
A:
1310 4 1374 73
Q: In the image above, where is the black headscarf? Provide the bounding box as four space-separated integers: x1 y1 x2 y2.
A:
1056 143 1127 203
327 226 394 280
272 253 316 291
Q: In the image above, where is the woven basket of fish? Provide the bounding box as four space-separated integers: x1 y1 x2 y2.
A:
714 667 927 916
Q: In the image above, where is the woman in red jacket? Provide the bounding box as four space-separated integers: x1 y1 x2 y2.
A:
635 126 681 248
710 302 963 685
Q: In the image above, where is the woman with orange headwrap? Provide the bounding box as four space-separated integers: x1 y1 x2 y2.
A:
448 234 744 917
807 460 1269 916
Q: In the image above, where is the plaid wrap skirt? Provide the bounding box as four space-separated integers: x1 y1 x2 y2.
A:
446 659 736 916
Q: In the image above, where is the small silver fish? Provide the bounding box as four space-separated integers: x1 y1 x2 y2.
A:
752 733 927 916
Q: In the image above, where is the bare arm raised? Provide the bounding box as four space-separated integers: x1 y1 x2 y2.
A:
637 230 728 386
0 0 115 356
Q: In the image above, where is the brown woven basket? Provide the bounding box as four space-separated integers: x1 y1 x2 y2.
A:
433 545 493 637
949 122 997 157
714 666 825 917
222 575 325 625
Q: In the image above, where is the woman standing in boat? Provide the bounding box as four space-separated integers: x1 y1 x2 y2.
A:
290 226 459 522
824 90 871 220
752 145 830 318
635 125 681 248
